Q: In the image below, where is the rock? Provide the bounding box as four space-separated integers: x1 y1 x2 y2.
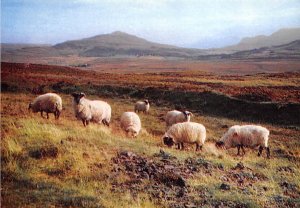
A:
220 176 228 182
220 183 230 190
234 162 245 170
119 151 136 158
153 149 176 160
217 163 224 170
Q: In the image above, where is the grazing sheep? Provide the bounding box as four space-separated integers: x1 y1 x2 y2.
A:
163 122 206 151
216 125 270 158
28 93 62 119
134 100 150 113
72 92 111 127
120 112 141 138
165 110 193 129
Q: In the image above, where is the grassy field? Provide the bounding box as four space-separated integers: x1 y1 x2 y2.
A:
1 92 300 207
1 61 300 207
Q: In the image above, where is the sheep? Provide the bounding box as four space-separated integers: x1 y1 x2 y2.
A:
120 112 141 138
72 92 111 127
165 110 193 129
134 100 150 113
215 125 270 158
28 93 62 119
163 122 206 151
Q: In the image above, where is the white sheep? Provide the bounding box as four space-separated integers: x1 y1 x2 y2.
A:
134 100 150 113
28 93 62 119
72 92 111 127
120 112 141 138
216 125 270 158
163 122 206 151
165 110 193 129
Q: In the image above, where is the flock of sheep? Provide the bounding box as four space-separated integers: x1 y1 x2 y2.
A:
28 92 271 159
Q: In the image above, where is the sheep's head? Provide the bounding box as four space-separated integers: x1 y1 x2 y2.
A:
72 92 85 104
163 136 174 147
144 100 149 105
215 141 225 149
126 127 138 138
182 111 193 121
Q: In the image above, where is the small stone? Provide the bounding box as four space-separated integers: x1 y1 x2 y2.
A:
234 162 245 170
220 183 230 190
220 176 228 181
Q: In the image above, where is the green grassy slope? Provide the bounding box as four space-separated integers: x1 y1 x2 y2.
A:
1 92 300 207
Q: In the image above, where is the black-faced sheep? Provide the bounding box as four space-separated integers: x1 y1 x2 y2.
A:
216 125 270 158
28 93 62 119
120 112 141 138
72 92 111 127
163 122 206 151
165 110 193 129
134 100 150 113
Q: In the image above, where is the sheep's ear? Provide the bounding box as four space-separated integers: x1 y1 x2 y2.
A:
186 111 193 116
80 92 86 98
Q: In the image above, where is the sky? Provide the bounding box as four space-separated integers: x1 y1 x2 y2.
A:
1 0 300 48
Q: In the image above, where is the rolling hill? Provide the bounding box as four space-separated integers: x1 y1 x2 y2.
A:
1 28 300 61
197 40 300 60
223 28 300 52
53 31 206 57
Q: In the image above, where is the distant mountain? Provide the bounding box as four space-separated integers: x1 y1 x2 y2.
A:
196 40 300 60
223 28 300 52
53 31 206 57
2 29 300 61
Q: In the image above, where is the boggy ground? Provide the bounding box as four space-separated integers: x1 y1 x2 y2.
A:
1 91 300 208
1 62 300 103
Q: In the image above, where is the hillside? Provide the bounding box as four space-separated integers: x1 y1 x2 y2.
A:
197 40 300 60
224 28 300 52
1 62 300 207
53 31 206 57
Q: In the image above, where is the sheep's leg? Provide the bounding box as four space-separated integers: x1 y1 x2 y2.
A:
82 119 86 127
258 146 263 157
46 113 49 119
196 143 200 151
241 145 246 155
102 120 110 127
86 120 90 126
266 147 270 159
177 143 181 150
40 111 44 118
237 145 241 155
56 111 60 120
181 143 184 150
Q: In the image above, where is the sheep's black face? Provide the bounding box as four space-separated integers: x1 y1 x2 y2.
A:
182 111 191 120
163 136 174 147
144 100 149 105
215 141 225 148
72 92 85 104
